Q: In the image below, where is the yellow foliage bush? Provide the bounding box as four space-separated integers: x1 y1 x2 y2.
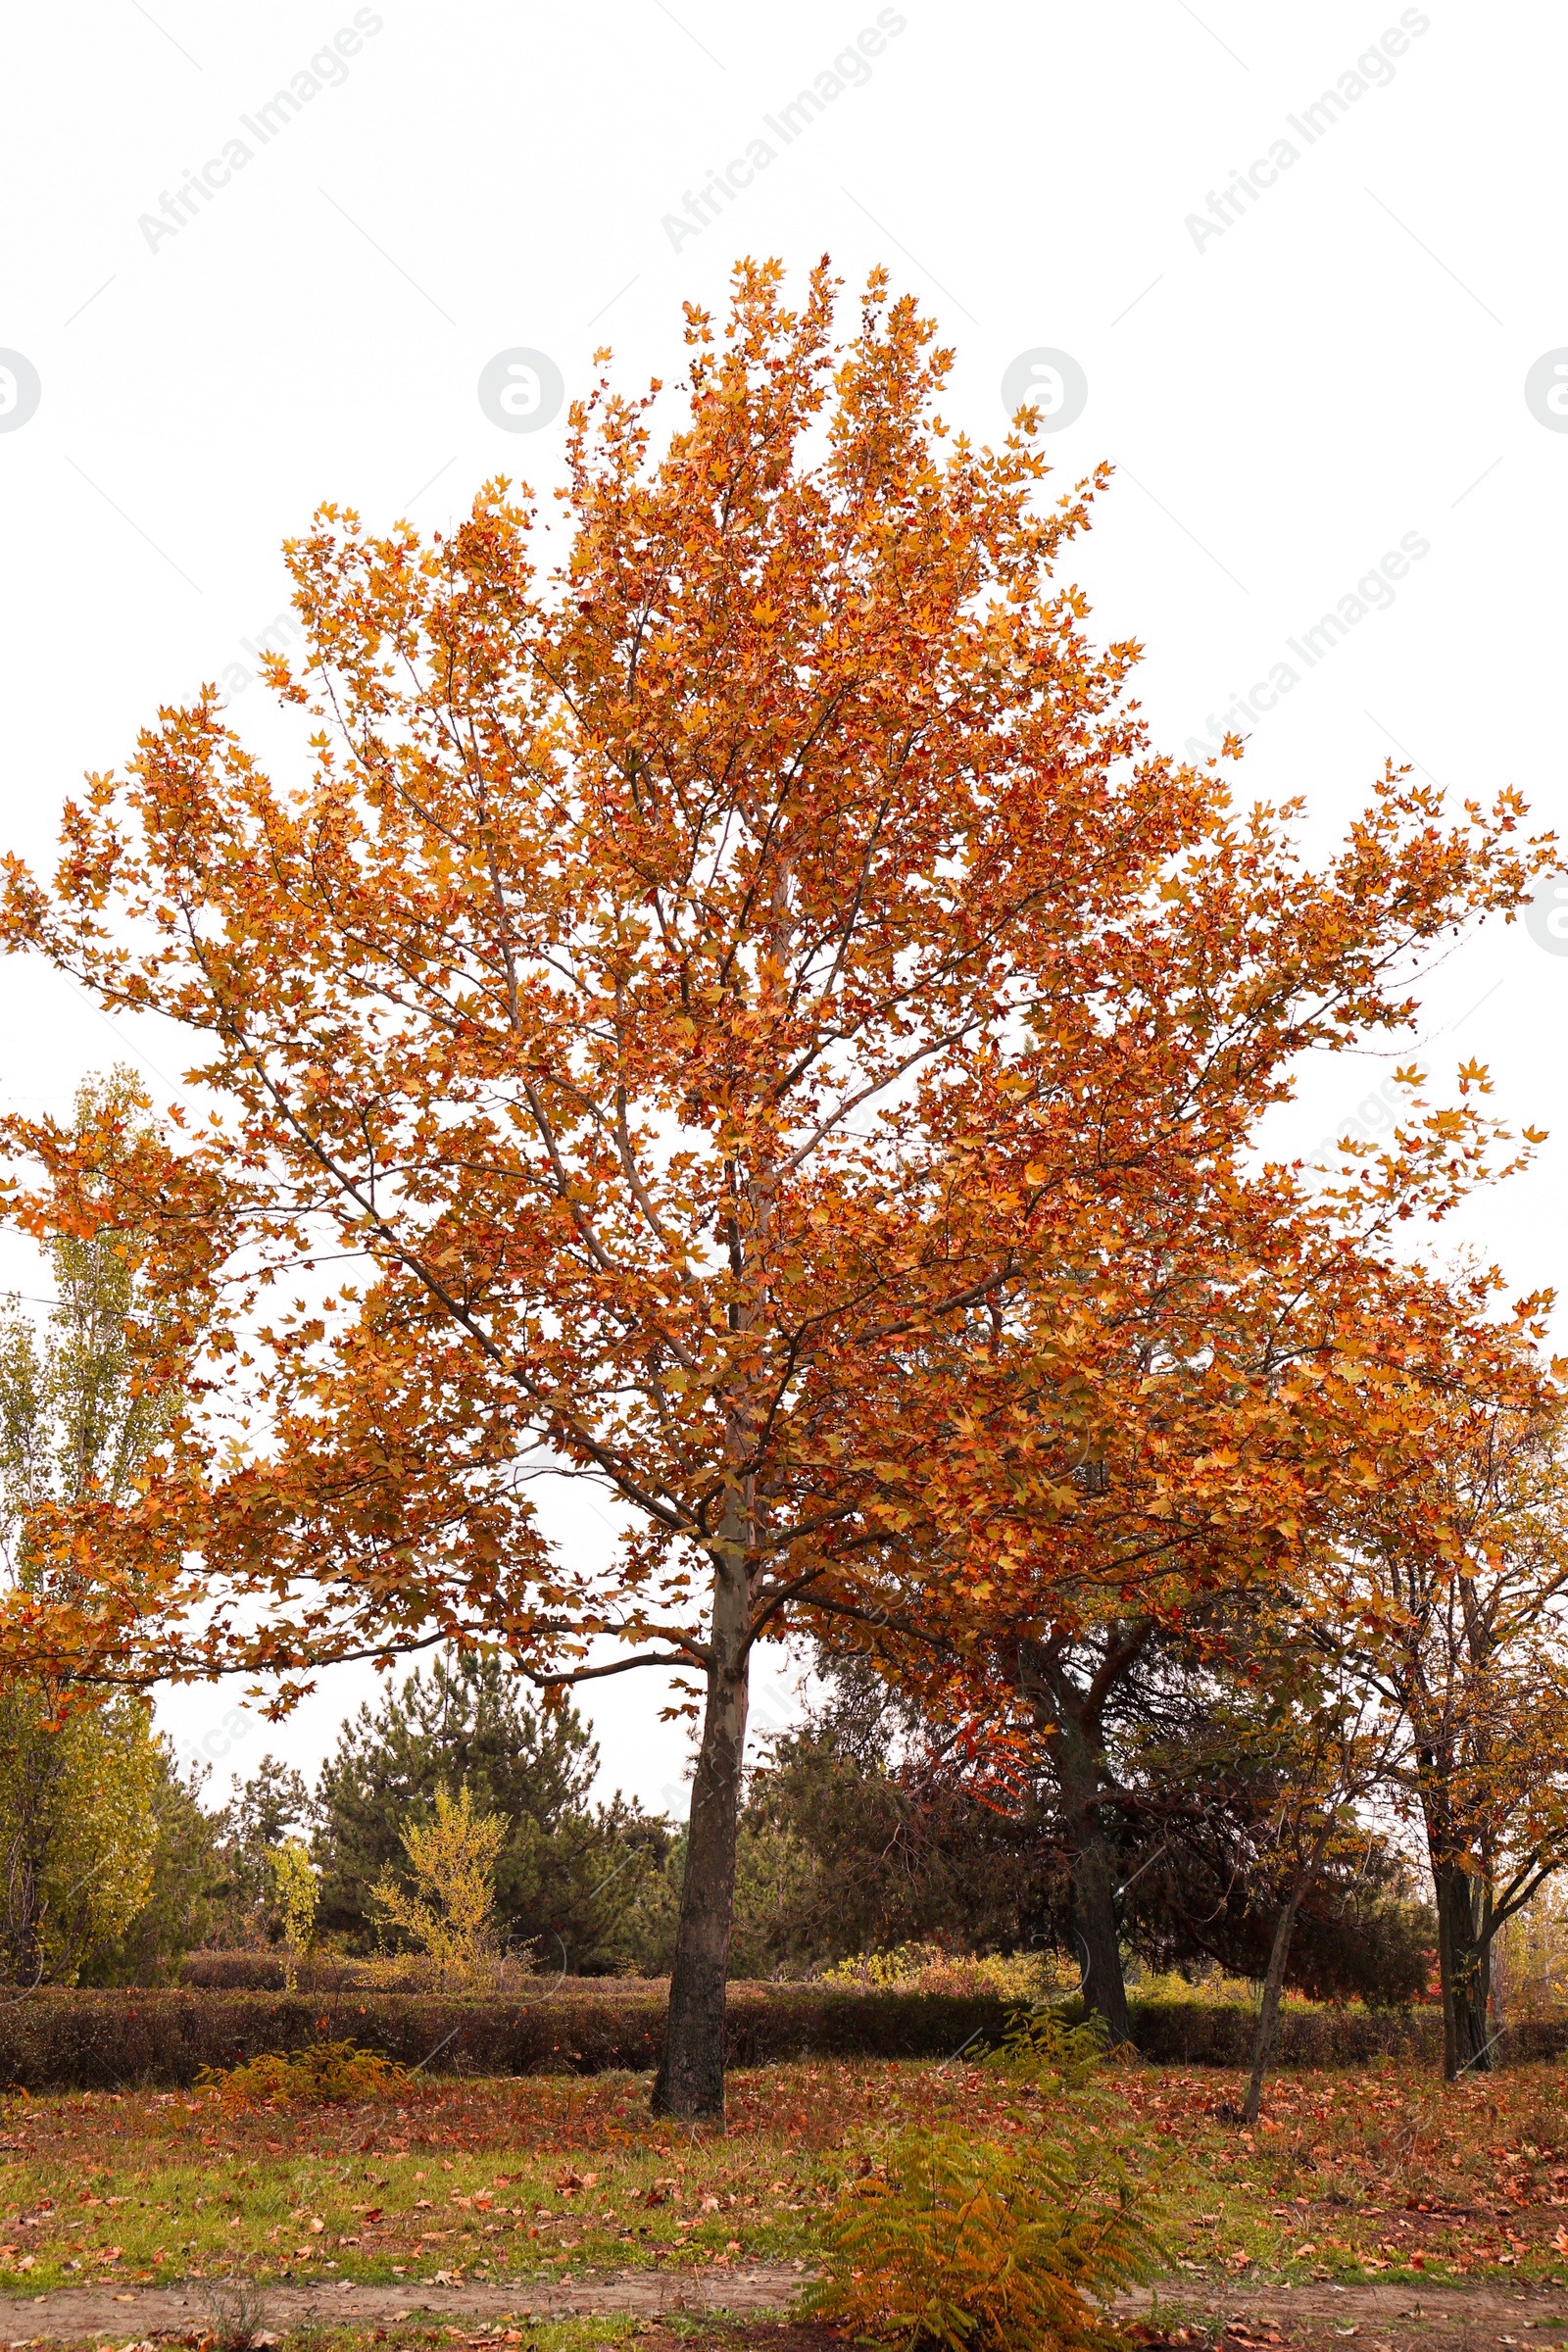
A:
369 1783 506 1989
820 1942 1065 2002
197 2037 408 2110
810 2008 1163 2352
269 1838 318 1992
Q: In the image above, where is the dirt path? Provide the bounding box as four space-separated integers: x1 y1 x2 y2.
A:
1116 2278 1568 2350
0 2263 817 2342
7 2271 1568 2349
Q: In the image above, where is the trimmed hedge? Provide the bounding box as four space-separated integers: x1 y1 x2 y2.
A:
179 1954 359 1991
7 1985 1567 2092
177 1955 645 1992
1130 1999 1439 2067
0 1983 1010 2093
177 1953 499 1994
1130 1999 1568 2068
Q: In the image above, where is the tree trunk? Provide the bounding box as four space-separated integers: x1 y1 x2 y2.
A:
1435 1861 1492 2078
651 1543 751 2121
1056 1710 1131 2042
2 1837 44 1990
1242 1821 1334 2128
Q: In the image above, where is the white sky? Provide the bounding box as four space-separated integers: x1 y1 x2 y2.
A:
1 0 1564 1814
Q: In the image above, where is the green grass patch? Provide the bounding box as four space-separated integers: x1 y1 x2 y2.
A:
5 2055 1568 2308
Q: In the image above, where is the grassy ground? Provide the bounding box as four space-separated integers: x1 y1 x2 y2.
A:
5 2054 1568 2306
0 2066 856 2294
1119 2059 1568 2285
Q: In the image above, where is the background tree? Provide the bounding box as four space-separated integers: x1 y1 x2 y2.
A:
270 1838 318 1989
313 1650 673 1973
1123 1761 1430 2010
77 1740 223 1985
991 1601 1416 2045
818 1200 1521 2035
0 263 1544 2118
370 1782 505 1985
0 1069 176 1985
728 1665 1054 1977
0 1068 174 1537
1003 1616 1154 2041
1195 1674 1405 2125
1331 1350 1568 2076
823 1626 1432 2013
210 1753 313 1945
0 1684 160 1985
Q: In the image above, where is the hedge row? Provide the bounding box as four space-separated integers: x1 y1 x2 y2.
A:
1132 1999 1438 2067
177 1955 655 1993
0 1984 1010 2092
178 1954 381 1991
176 1953 553 1994
7 1987 1568 2091
1133 2000 1568 2068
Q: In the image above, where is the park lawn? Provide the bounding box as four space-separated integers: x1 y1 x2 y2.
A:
0 2063 905 2297
1118 2060 1568 2285
4 2054 1568 2302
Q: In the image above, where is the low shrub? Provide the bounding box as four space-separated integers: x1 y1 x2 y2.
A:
819 1942 1064 2002
4 1983 1561 2092
811 2009 1162 2352
1125 1996 1441 2067
0 1982 1014 2091
180 1952 338 1992
198 2036 409 2109
177 1951 636 1993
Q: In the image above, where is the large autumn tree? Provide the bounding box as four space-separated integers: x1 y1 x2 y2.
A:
0 260 1544 2116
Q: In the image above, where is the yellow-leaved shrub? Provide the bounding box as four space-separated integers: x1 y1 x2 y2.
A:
810 2008 1163 2351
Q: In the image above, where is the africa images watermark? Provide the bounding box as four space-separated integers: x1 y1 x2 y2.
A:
1525 351 1568 431
1184 8 1432 256
1313 1063 1429 1168
1527 872 1568 958
174 1704 253 1775
137 7 385 254
1184 529 1429 761
661 7 907 252
0 350 41 432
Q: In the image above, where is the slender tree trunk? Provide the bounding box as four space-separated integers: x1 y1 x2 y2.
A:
651 1540 751 2121
3 1830 45 1989
1056 1710 1131 2043
1434 1861 1492 2078
1243 1822 1333 2128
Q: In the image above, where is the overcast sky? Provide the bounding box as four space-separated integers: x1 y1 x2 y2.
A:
2 0 1563 1815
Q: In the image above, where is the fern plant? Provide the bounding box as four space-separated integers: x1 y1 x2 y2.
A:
810 2006 1164 2352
